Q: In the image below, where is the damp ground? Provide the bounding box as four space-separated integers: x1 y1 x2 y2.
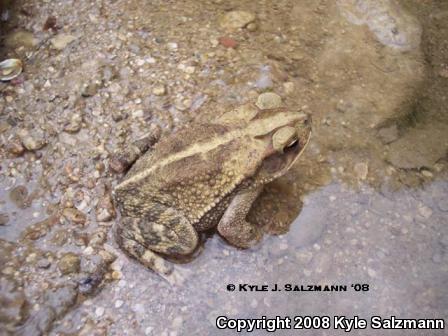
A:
0 0 447 335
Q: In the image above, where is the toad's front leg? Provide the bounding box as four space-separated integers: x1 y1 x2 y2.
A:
217 186 263 249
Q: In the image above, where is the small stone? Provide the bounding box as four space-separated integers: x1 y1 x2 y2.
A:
37 258 51 269
418 205 433 219
112 110 127 122
421 170 433 178
96 194 116 222
218 36 238 48
367 268 377 278
220 11 255 30
95 306 105 317
58 253 81 275
62 208 87 225
7 139 25 155
167 42 178 50
246 22 258 32
111 271 122 280
283 82 295 95
172 316 183 329
98 249 117 264
115 300 124 308
0 213 9 226
153 84 166 96
89 229 107 246
64 162 82 182
9 185 29 209
83 246 94 255
81 83 99 97
354 162 368 180
64 114 83 133
51 34 77 50
255 92 282 109
17 129 46 151
132 109 144 118
184 66 195 74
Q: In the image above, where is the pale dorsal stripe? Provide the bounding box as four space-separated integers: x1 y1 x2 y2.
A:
116 112 305 189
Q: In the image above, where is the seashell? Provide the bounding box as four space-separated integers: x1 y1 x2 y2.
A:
0 58 23 81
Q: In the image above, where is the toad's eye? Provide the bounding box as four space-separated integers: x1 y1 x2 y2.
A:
285 138 299 150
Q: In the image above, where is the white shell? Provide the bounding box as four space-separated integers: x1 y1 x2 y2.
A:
0 58 23 81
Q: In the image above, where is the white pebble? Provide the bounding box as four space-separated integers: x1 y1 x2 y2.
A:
95 306 105 317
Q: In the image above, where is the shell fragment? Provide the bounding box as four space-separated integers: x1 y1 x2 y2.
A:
0 58 23 81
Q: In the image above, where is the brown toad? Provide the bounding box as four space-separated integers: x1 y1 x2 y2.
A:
114 98 311 279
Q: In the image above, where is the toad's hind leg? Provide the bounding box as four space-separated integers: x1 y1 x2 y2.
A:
116 204 198 282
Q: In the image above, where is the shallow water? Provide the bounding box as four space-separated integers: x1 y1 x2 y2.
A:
0 0 447 335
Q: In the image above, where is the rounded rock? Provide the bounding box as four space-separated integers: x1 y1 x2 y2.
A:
220 11 255 30
255 92 282 110
58 253 81 275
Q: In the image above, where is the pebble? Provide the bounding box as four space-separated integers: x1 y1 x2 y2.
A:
18 128 47 151
81 83 99 97
184 66 195 74
95 306 105 317
37 258 51 269
89 229 107 246
115 300 124 308
51 34 77 50
367 268 377 278
255 92 282 109
218 36 238 48
220 11 255 30
9 185 29 209
132 109 144 118
421 170 433 178
112 109 127 122
418 205 433 219
153 84 166 96
0 213 9 226
64 114 83 133
58 253 81 275
62 207 87 225
83 246 94 255
354 162 368 180
283 81 295 95
246 22 258 32
96 194 116 222
167 42 178 50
